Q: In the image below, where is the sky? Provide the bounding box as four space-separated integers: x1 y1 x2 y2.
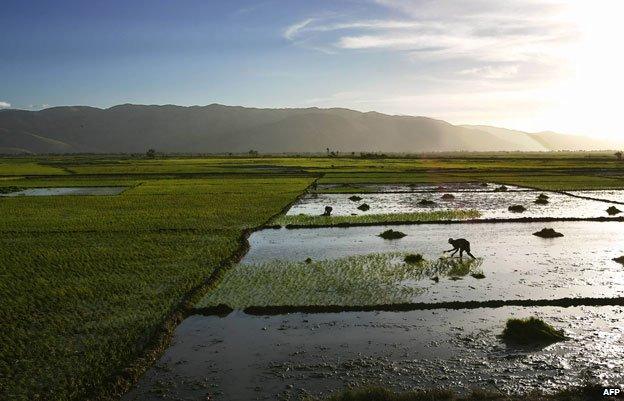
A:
1 0 623 139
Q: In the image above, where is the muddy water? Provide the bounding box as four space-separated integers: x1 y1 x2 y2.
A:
318 182 530 193
124 306 624 401
241 222 624 303
0 187 126 196
569 190 624 204
288 191 614 219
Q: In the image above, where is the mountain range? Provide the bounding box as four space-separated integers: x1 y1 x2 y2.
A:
0 104 618 154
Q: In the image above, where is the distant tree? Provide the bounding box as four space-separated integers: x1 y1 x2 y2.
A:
248 149 259 156
146 148 156 159
615 151 623 161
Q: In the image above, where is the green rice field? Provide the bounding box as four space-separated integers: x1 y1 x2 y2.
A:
1 153 624 400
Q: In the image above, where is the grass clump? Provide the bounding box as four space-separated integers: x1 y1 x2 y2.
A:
606 206 622 215
533 228 564 238
418 199 436 206
404 254 423 264
534 197 549 205
612 256 624 265
494 185 508 192
379 229 406 240
357 203 371 211
508 204 526 213
349 195 363 202
273 209 481 227
501 317 567 345
440 193 455 200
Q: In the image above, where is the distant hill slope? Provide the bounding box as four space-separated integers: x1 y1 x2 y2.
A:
464 125 618 152
0 104 617 154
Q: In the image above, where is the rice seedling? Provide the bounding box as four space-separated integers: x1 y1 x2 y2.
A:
357 203 370 211
606 206 621 215
612 256 624 265
197 253 484 308
272 210 481 227
418 199 436 206
533 228 564 238
379 229 407 240
404 254 423 264
508 205 526 213
501 317 567 345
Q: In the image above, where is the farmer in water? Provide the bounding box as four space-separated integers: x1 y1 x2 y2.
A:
445 238 476 259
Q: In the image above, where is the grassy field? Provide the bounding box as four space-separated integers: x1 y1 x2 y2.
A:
197 253 482 308
1 153 623 401
273 210 480 227
0 173 312 401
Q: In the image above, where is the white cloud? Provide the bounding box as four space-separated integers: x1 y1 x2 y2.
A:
0 101 11 109
281 1 624 137
284 1 577 65
284 18 315 40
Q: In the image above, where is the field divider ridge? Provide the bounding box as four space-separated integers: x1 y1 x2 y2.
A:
193 296 624 317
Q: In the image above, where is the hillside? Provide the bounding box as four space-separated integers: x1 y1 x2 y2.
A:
0 104 616 154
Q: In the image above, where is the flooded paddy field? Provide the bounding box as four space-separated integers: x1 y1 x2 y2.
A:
288 190 620 219
568 189 624 204
316 182 531 193
0 186 126 196
125 305 624 401
198 221 624 307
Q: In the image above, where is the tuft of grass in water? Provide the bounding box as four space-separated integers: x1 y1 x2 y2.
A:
404 254 423 264
441 193 455 200
273 209 481 227
612 256 624 265
494 185 508 192
418 199 436 206
606 206 621 215
379 229 406 240
501 317 567 345
508 204 526 213
348 195 363 202
197 253 483 308
357 203 370 211
533 228 564 238
534 197 549 205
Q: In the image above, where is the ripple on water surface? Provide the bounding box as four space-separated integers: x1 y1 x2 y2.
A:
124 306 624 401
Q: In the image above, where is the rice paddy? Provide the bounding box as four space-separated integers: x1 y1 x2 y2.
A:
197 253 483 308
4 153 624 401
273 210 481 227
